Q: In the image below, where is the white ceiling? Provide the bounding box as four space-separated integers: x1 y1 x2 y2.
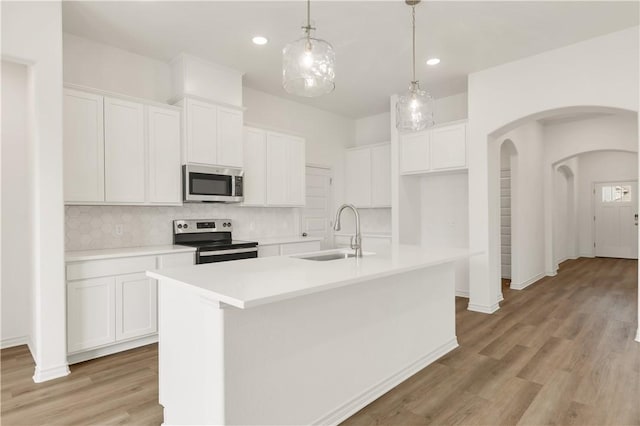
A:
62 1 639 118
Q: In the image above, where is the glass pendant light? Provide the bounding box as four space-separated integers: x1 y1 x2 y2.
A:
396 0 435 132
282 0 335 97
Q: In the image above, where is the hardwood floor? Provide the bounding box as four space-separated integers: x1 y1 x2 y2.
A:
343 257 640 426
1 257 638 425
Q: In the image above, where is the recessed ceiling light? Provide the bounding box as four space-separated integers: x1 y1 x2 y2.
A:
426 58 441 66
252 36 268 46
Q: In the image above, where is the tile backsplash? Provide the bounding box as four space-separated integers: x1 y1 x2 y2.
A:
338 208 391 235
65 205 298 251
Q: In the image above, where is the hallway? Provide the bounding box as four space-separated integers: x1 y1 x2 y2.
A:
343 257 640 425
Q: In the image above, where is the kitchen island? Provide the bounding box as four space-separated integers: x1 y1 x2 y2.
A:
146 245 474 425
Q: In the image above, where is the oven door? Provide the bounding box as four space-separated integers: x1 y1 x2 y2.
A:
183 164 244 203
197 247 258 264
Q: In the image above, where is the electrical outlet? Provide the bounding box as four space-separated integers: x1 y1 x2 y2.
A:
115 224 124 236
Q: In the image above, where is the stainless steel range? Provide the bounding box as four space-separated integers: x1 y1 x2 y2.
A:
173 219 258 264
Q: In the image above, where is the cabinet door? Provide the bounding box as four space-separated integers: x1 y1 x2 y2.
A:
431 123 467 170
115 273 157 341
63 89 105 203
67 277 116 353
400 131 430 174
265 132 289 205
148 106 182 204
345 148 372 207
186 98 217 165
287 136 306 206
104 97 145 202
217 107 243 168
371 144 391 207
243 127 267 206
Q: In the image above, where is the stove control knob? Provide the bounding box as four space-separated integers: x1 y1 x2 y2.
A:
226 222 231 227
183 224 189 229
223 223 227 227
177 224 183 229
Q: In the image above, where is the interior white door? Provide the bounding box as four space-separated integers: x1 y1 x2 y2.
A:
242 127 267 206
63 89 105 202
595 181 638 259
104 97 145 202
148 106 182 204
67 277 116 353
115 273 158 341
216 107 243 167
301 166 332 248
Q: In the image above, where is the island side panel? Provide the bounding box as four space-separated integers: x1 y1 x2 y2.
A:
158 279 226 425
222 263 457 425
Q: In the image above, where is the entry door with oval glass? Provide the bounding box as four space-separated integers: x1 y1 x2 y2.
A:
594 181 638 259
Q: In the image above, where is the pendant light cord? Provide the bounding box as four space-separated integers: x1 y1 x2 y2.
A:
412 4 416 83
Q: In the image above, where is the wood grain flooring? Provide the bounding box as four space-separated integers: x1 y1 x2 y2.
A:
343 257 640 426
1 257 638 425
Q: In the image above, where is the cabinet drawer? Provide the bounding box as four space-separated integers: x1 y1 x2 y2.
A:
280 241 321 255
67 256 157 281
158 252 195 269
258 245 281 258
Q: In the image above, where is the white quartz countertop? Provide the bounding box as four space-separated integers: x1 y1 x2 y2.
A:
146 245 476 309
65 245 196 262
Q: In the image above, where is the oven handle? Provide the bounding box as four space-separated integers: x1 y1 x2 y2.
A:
199 247 258 257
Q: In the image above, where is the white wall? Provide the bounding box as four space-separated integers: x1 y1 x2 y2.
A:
2 1 69 382
354 92 468 147
498 122 546 290
576 151 638 257
467 26 639 313
63 33 172 102
1 61 32 348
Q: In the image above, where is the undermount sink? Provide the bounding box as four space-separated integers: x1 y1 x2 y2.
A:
298 252 356 261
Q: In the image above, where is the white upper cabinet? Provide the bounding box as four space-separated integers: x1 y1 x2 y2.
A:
400 121 467 175
63 89 105 203
104 97 145 203
345 143 390 208
430 122 467 170
148 106 182 204
244 127 306 207
400 131 430 174
182 97 244 168
371 144 391 207
185 98 217 165
217 107 243 168
63 86 183 206
243 127 267 206
345 148 372 207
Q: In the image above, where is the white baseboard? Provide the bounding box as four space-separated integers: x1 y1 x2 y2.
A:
579 252 595 258
468 301 500 314
635 328 640 343
1 335 29 349
67 334 158 365
455 290 469 298
33 363 70 383
312 337 459 426
511 273 545 291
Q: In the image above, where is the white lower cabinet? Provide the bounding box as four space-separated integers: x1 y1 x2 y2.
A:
67 277 116 353
115 273 157 341
66 251 194 362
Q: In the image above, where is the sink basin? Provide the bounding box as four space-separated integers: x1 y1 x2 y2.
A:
298 252 356 261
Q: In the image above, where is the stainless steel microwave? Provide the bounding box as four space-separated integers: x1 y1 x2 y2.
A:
182 164 244 203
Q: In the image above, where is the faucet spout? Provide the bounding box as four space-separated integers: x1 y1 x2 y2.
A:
333 204 363 258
